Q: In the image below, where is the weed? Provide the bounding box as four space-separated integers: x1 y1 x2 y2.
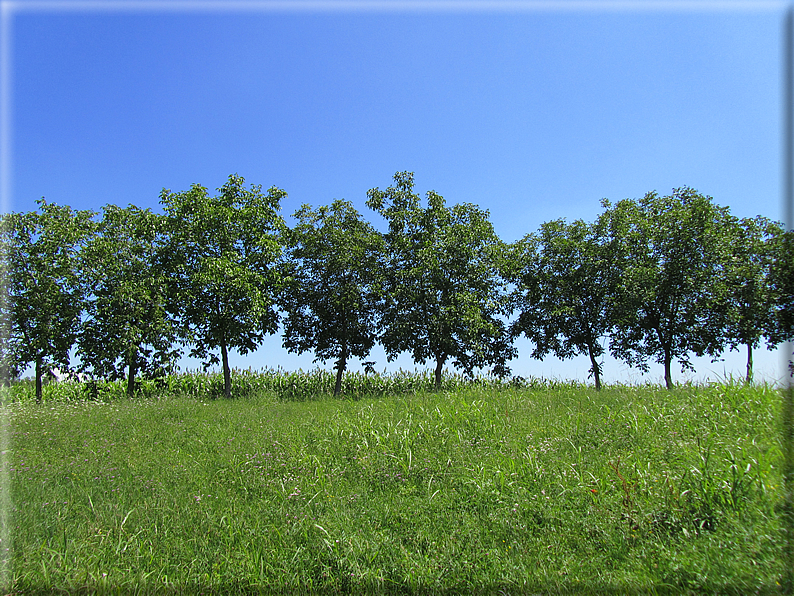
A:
4 379 787 593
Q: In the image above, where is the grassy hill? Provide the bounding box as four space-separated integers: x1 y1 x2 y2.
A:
2 372 788 594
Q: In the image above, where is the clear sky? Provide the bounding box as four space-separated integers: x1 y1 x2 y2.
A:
2 0 790 385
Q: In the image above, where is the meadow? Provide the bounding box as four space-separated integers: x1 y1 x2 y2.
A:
2 370 788 594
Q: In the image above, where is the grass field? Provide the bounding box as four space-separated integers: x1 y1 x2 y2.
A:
1 371 789 594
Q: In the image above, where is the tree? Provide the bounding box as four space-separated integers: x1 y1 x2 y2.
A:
717 215 785 384
508 215 617 390
280 200 383 395
3 199 95 401
0 215 12 386
77 204 182 396
606 188 729 389
366 171 514 389
769 228 794 376
160 174 287 399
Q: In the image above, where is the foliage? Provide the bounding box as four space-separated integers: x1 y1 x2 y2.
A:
717 215 785 383
769 228 794 377
508 215 617 390
77 204 181 395
605 189 732 389
280 200 384 395
770 229 794 340
1 199 95 401
367 171 515 388
160 174 287 398
0 177 787 394
0 217 11 385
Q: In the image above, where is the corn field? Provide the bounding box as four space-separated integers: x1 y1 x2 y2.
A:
0 368 566 404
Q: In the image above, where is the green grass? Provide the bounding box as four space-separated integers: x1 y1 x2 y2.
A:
3 372 788 594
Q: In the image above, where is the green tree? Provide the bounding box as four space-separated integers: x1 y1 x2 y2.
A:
280 200 384 396
77 204 181 396
718 215 785 384
769 228 794 375
366 171 514 389
606 188 730 389
3 199 95 401
160 174 287 399
508 215 617 390
0 215 12 386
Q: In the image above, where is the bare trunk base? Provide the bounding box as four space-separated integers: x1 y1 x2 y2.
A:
35 356 43 403
221 342 231 399
434 356 446 390
664 354 673 390
587 345 602 391
127 348 138 397
746 343 754 385
334 357 346 396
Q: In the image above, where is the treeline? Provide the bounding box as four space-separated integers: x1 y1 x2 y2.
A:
1 171 792 401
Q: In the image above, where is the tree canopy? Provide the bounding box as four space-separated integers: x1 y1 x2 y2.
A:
160 174 287 398
367 172 515 388
2 199 95 401
0 174 786 393
280 200 384 396
769 228 794 375
605 189 731 389
717 215 785 383
508 214 617 390
78 204 181 396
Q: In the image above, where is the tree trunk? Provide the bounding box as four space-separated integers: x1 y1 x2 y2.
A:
746 343 754 385
663 347 673 390
654 324 674 390
221 340 231 399
587 344 602 391
35 355 43 403
127 347 138 398
434 354 446 390
334 321 348 396
334 356 346 397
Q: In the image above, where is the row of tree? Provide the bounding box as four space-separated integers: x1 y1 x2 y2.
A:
1 172 792 401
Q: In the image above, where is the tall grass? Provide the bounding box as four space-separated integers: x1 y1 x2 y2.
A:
4 379 787 594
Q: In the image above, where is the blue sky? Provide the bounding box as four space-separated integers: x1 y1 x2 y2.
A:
2 1 790 384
